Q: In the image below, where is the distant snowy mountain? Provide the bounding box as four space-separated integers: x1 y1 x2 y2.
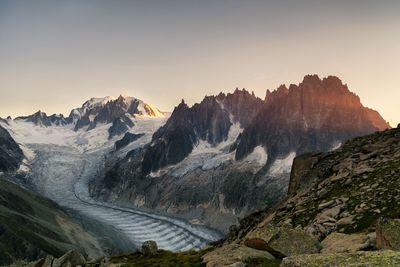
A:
15 111 71 127
11 95 166 139
71 95 164 130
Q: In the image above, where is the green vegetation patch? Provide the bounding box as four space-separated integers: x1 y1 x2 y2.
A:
109 249 213 267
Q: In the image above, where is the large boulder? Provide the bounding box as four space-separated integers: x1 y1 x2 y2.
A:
376 218 400 250
281 250 400 267
321 232 375 254
244 225 321 257
57 250 86 267
141 240 158 256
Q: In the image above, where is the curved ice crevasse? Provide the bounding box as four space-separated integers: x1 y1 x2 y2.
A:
74 176 221 248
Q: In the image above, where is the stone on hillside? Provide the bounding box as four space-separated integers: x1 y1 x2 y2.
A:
244 238 286 259
57 250 86 267
23 256 57 267
202 244 275 267
376 218 400 250
321 232 375 254
141 240 158 256
281 250 400 267
244 225 320 257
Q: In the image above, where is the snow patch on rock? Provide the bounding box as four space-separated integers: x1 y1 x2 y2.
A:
242 146 268 166
268 152 296 175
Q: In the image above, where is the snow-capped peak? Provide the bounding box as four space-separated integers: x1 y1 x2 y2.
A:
84 96 116 108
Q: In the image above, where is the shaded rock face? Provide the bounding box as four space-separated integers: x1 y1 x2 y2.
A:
141 89 263 175
108 114 135 139
15 111 71 127
0 125 24 172
216 88 264 128
115 132 145 150
236 75 390 164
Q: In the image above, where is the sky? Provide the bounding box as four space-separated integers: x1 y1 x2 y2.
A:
0 0 399 126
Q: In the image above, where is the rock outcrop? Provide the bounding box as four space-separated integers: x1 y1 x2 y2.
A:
202 126 400 266
244 225 321 258
141 241 158 256
108 114 134 139
0 125 24 172
115 132 145 150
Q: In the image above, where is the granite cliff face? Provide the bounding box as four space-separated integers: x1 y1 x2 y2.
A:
0 125 23 172
235 75 390 163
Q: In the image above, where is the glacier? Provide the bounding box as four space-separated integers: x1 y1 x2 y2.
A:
2 118 222 252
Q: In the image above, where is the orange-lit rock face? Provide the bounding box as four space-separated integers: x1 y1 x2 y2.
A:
236 75 390 162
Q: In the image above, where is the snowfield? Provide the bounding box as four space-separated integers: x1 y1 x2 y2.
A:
2 118 221 251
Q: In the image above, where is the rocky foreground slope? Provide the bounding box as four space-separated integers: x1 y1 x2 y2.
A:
201 125 400 266
90 75 389 232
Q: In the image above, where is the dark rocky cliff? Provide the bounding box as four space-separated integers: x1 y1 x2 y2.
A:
0 125 24 172
142 89 263 174
235 75 390 164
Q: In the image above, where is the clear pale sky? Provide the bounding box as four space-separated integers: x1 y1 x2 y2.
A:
0 0 399 126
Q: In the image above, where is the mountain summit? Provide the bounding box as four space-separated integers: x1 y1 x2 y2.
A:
71 95 165 131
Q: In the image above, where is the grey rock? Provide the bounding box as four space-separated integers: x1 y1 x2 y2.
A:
141 240 158 256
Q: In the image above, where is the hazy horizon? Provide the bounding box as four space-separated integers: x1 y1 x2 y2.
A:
1 0 399 126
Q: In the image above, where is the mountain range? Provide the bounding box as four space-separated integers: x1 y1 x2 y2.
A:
0 74 392 265
89 75 389 231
